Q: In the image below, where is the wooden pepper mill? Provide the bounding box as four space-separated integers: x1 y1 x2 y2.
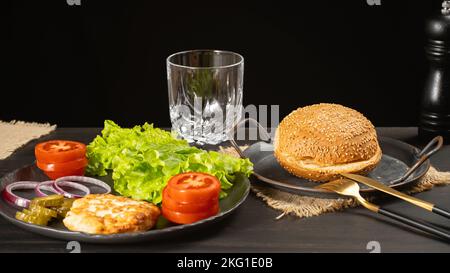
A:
419 1 450 142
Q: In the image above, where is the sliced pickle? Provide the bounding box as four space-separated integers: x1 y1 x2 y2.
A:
21 209 34 215
50 198 75 218
62 199 75 216
61 198 75 208
21 209 50 219
30 194 64 207
17 195 74 225
29 203 58 218
55 206 70 218
15 211 50 226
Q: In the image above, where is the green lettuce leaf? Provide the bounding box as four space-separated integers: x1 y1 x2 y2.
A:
86 120 253 204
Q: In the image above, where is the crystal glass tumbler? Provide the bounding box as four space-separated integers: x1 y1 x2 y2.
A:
167 50 244 144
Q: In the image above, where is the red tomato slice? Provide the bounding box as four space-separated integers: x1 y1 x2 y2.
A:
162 188 218 213
36 157 88 172
165 172 221 203
44 167 86 180
35 140 86 163
162 203 219 224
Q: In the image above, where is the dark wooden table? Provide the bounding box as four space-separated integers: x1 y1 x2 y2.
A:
0 127 449 253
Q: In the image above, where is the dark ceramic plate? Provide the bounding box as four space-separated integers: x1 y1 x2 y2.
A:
243 137 432 199
0 165 250 243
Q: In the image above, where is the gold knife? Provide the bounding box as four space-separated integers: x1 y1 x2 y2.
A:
340 173 450 219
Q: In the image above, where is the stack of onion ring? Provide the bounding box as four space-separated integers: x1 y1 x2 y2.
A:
2 176 111 208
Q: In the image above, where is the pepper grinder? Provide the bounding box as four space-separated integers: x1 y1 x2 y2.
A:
419 1 450 142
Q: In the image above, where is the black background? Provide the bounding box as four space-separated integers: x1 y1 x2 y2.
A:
3 0 444 127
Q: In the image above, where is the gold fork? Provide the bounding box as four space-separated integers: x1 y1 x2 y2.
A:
317 179 380 212
316 179 450 241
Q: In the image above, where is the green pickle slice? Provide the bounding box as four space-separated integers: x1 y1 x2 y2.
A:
61 198 75 208
29 203 58 218
15 195 74 226
54 198 75 218
15 211 50 226
55 207 70 218
30 194 64 207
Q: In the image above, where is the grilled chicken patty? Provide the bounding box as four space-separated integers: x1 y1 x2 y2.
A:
63 194 160 234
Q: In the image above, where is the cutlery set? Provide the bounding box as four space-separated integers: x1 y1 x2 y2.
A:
316 139 450 241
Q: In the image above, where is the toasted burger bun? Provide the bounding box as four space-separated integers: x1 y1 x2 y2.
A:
274 103 382 182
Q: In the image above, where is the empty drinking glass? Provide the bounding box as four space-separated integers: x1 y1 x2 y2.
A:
167 50 244 145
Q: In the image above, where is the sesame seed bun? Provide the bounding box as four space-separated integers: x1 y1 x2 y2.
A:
273 103 382 182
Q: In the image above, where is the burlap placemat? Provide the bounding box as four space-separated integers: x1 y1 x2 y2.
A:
219 146 450 219
0 120 56 159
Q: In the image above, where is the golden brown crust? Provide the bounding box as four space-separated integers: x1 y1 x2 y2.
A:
63 194 160 235
274 103 382 182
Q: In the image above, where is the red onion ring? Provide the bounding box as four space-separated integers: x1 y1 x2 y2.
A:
34 181 58 197
2 181 39 208
55 176 111 195
34 180 90 198
52 179 91 198
2 176 110 208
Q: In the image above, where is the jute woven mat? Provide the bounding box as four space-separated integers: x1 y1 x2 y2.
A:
219 146 450 219
0 120 56 160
